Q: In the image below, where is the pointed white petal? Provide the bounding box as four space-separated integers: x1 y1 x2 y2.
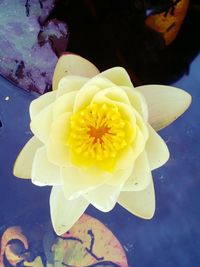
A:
73 76 115 112
122 86 148 121
92 86 131 104
114 147 135 171
32 147 61 186
50 186 89 235
61 165 109 200
122 151 152 191
53 91 77 119
30 104 53 143
99 67 133 87
146 124 169 170
13 137 42 178
91 88 137 128
56 75 89 97
137 85 191 130
84 184 121 212
73 67 133 112
47 112 71 166
53 54 99 91
106 166 134 187
30 91 57 120
118 179 155 219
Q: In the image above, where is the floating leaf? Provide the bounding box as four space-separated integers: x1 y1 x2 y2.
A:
0 0 68 94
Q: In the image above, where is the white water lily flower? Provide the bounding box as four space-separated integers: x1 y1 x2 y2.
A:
14 54 191 235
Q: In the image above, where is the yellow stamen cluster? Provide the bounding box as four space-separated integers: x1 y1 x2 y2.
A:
68 103 127 160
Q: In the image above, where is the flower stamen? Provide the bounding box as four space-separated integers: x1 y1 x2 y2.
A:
68 103 128 161
88 125 110 144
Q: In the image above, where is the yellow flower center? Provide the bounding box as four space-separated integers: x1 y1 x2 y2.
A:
68 103 127 160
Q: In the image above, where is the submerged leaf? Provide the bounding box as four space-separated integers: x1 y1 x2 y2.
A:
0 0 69 94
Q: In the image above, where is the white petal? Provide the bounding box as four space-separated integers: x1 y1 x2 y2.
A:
118 179 155 219
84 184 121 212
99 86 131 104
146 124 169 170
13 137 42 178
53 91 77 119
115 147 135 171
137 85 191 131
92 86 131 105
73 76 115 112
30 91 57 120
32 147 61 186
47 112 71 166
106 166 134 187
122 86 148 121
30 104 53 143
130 126 147 163
50 186 89 235
91 88 137 128
61 165 109 199
122 151 152 191
53 54 99 91
56 75 89 97
99 67 133 87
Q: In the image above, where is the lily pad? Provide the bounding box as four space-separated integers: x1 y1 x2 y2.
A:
0 0 68 94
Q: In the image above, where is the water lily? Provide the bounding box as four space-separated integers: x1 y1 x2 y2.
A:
14 54 191 235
